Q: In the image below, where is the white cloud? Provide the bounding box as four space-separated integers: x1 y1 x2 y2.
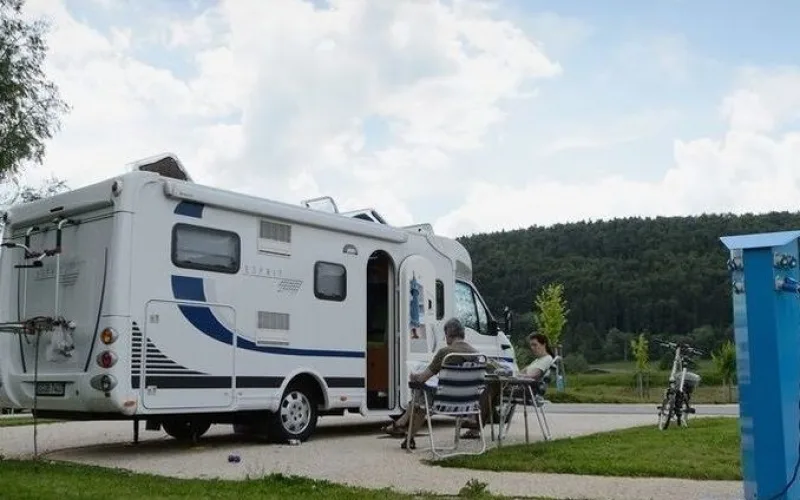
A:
434 67 800 237
12 0 561 230
14 0 800 243
721 66 800 133
540 109 681 155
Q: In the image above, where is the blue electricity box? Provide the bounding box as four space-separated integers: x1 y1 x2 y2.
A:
721 230 800 500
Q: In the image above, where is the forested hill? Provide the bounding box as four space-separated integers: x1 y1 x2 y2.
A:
458 211 800 362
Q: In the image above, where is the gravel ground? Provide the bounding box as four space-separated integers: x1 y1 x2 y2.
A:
0 408 743 500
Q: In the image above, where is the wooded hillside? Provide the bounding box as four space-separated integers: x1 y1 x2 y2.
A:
458 211 800 363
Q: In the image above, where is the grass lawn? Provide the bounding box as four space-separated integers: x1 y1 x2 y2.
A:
436 417 741 481
0 459 557 500
0 416 61 427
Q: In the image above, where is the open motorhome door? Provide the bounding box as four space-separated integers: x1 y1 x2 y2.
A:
397 254 436 408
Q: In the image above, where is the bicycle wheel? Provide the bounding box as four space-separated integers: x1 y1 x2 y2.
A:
677 392 691 427
675 392 686 427
658 390 675 430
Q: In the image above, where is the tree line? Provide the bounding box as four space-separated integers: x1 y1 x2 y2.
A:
458 211 800 363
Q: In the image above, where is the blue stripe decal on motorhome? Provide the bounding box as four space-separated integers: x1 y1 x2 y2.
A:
178 304 234 344
174 200 204 218
171 275 207 302
236 336 364 358
171 274 365 359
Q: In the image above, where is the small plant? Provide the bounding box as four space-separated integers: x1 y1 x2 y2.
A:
458 478 490 498
563 353 589 373
630 334 650 398
533 283 569 350
712 340 737 402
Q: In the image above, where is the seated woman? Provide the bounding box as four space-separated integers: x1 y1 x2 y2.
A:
519 332 555 379
461 332 554 439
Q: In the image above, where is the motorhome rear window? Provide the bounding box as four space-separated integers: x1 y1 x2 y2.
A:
314 261 346 301
172 223 241 274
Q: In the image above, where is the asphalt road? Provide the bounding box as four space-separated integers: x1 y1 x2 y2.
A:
547 403 739 416
2 403 740 420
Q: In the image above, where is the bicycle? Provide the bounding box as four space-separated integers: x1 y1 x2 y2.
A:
656 340 703 430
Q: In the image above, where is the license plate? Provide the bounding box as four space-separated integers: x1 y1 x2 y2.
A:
36 382 65 397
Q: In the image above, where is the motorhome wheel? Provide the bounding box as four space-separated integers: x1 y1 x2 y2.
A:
268 382 318 443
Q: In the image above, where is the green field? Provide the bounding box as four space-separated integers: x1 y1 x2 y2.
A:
550 360 737 404
589 359 715 373
437 417 741 481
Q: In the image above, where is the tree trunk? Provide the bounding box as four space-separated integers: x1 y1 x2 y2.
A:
636 372 643 399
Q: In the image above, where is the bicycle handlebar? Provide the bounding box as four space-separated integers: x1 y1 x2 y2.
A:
654 339 705 356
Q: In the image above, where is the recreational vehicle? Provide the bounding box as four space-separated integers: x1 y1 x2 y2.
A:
0 154 518 443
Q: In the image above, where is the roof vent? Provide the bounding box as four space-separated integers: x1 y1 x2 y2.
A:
301 196 339 214
128 153 193 182
342 209 388 225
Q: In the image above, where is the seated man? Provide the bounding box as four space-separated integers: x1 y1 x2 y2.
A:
381 317 478 447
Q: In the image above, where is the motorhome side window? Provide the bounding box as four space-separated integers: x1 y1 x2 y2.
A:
172 224 241 274
435 280 445 320
314 261 346 301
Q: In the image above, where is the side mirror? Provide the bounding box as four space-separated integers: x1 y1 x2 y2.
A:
502 307 513 334
487 319 499 336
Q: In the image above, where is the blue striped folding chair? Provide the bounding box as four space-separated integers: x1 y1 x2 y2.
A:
420 352 489 459
501 355 561 441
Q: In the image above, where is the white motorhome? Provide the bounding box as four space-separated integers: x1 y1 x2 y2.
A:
0 154 518 442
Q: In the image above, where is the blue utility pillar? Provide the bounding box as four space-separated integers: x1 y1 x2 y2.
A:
721 230 800 500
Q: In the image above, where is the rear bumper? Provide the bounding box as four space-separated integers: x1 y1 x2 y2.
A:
4 372 136 415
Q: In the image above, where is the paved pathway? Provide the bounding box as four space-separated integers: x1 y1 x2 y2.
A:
0 406 743 500
548 403 739 416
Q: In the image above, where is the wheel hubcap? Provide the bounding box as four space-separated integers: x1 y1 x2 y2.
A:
280 391 311 434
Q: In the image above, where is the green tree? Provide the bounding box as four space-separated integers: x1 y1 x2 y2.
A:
712 340 737 402
631 333 650 398
19 174 67 202
533 282 569 353
1 0 69 180
0 176 67 235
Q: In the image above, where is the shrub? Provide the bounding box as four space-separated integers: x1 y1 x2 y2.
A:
563 353 589 374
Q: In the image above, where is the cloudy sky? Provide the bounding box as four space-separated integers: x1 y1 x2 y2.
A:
13 0 800 237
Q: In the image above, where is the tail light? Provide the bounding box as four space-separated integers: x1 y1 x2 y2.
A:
96 350 118 368
100 327 118 344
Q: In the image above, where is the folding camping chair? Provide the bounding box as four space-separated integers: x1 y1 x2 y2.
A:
413 352 489 459
502 355 561 441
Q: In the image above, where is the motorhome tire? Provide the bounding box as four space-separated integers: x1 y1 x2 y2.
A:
268 382 318 443
162 418 211 442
